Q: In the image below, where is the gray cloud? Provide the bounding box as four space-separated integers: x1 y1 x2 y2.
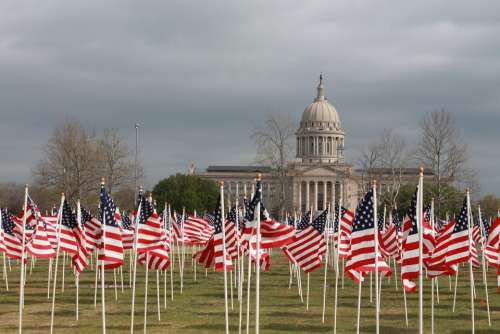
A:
0 0 499 195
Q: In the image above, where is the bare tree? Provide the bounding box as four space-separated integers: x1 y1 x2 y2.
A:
252 114 295 213
378 129 409 210
416 110 468 215
33 118 100 204
33 119 139 208
357 141 381 193
97 128 135 195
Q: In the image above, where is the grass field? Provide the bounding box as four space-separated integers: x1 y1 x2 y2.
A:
0 250 498 334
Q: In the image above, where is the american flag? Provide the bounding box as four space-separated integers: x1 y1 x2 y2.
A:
335 205 354 259
297 211 311 230
213 195 232 271
203 213 215 226
444 196 472 266
59 199 79 255
485 217 499 274
425 218 457 277
282 209 328 272
136 193 163 253
120 211 135 250
81 208 100 251
97 184 124 269
400 188 420 292
183 216 214 245
379 220 398 258
1 209 23 260
25 213 55 259
72 207 90 273
344 189 391 281
240 180 294 249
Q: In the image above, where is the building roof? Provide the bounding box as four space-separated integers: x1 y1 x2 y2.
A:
206 165 272 173
353 167 435 176
300 75 340 126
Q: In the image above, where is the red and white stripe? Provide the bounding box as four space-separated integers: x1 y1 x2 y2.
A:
338 209 354 258
444 220 471 266
184 216 214 245
282 226 325 273
72 225 89 273
25 221 55 259
97 224 124 269
137 212 164 253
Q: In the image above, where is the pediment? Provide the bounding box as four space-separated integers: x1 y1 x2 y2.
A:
299 165 342 177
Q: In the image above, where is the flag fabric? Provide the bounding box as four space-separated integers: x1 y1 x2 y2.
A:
120 212 135 250
484 218 499 266
81 208 100 251
1 209 24 260
297 211 311 230
97 184 124 269
336 206 354 259
183 216 214 245
282 209 328 272
213 195 232 271
400 188 420 292
72 207 90 273
136 194 164 253
344 189 391 279
379 221 398 258
425 219 457 277
25 219 55 259
445 196 472 266
59 199 79 255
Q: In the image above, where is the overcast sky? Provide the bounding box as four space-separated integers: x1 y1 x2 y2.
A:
1 1 499 195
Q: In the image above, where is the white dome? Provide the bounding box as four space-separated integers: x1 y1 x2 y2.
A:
300 75 340 126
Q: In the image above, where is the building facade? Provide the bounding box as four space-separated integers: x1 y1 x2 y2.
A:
198 76 429 213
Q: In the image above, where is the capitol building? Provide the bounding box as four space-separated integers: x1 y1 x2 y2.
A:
198 76 426 213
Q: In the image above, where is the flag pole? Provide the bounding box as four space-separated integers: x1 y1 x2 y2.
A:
18 185 28 334
306 205 312 311
255 174 262 334
430 198 435 334
321 203 331 323
356 280 362 334
477 205 491 326
333 184 342 334
101 180 107 334
220 181 230 334
373 180 379 334
168 204 174 301
245 183 255 334
76 200 81 321
130 189 143 334
49 193 65 334
143 253 149 334
418 167 424 334
0 212 9 291
466 189 475 334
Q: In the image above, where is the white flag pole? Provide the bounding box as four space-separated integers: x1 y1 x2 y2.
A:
180 207 186 294
130 191 142 334
333 185 343 334
49 193 65 334
168 204 174 301
245 183 255 334
418 167 424 334
143 253 149 334
255 174 261 334
47 258 52 299
356 280 362 334
156 268 161 321
321 203 331 323
101 181 107 334
76 200 81 321
477 205 491 326
466 189 475 334
306 205 313 311
18 185 28 334
430 198 435 334
373 180 379 334
0 212 9 291
220 181 230 334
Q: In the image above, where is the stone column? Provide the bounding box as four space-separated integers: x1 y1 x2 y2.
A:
314 181 318 211
306 181 310 212
298 181 302 212
323 181 327 210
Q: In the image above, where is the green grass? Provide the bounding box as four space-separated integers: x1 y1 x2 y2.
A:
0 250 498 333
